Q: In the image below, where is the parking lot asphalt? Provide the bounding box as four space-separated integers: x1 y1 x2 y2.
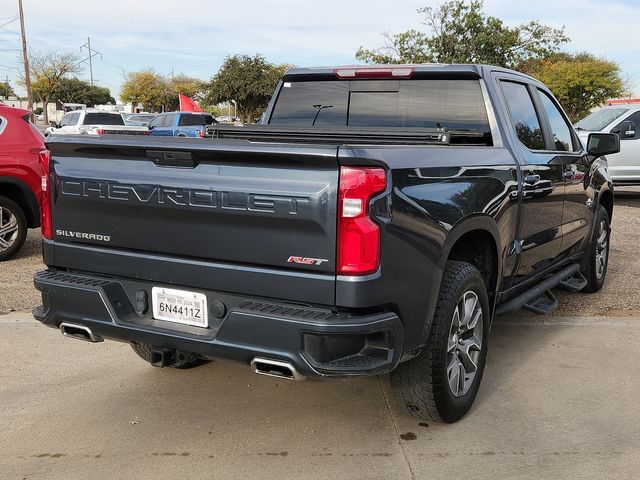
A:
1 312 640 480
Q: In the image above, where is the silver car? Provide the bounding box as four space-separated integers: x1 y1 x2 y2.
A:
576 105 640 185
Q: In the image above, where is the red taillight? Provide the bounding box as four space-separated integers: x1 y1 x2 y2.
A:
334 66 415 79
95 128 105 135
197 130 204 138
337 167 386 275
38 149 52 240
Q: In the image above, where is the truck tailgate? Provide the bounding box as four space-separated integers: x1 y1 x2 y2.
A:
46 136 339 301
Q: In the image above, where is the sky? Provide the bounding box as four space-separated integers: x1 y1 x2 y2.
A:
1 0 640 102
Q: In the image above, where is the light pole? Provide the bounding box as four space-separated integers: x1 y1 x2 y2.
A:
231 100 237 120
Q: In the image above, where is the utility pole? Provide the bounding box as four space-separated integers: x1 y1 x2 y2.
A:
18 0 33 113
80 36 102 86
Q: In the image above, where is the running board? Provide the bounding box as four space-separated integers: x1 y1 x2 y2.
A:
495 264 581 317
558 271 588 292
523 289 558 315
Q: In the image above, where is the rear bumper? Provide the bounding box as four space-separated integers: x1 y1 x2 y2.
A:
33 269 403 378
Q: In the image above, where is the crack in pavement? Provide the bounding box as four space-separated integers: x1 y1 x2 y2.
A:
377 375 416 480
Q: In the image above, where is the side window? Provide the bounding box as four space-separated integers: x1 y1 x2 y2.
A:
59 113 72 126
70 113 80 125
148 115 163 128
162 113 176 127
0 116 4 135
500 81 545 150
612 111 640 140
537 90 575 151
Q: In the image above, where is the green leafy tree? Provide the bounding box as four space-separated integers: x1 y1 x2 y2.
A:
166 74 204 111
53 77 115 107
0 81 16 99
120 70 167 112
28 50 81 122
522 53 628 121
356 0 568 69
120 70 204 112
205 54 289 123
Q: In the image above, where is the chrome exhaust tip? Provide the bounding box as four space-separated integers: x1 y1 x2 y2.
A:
59 322 103 343
250 357 304 381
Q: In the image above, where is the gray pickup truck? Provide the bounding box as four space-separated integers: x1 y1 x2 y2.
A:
34 64 618 422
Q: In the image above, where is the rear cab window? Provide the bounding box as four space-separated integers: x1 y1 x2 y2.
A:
83 113 124 126
178 114 215 126
268 78 491 140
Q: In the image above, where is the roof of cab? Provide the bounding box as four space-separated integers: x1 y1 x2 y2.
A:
282 63 537 83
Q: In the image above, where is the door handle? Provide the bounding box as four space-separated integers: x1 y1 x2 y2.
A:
563 170 575 180
524 174 540 185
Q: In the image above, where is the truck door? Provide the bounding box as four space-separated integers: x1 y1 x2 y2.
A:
498 79 565 282
609 111 640 181
532 88 591 260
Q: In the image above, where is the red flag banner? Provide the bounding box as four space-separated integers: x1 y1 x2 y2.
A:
179 93 203 112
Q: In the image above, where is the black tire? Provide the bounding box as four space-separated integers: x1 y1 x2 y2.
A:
130 342 209 369
582 205 611 293
0 196 28 262
390 261 490 423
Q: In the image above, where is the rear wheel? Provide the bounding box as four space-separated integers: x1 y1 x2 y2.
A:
582 205 610 293
130 342 209 369
391 261 489 423
0 196 28 262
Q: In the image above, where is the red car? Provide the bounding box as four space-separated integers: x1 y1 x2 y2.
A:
0 103 45 260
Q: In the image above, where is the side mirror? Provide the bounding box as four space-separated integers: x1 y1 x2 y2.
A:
148 125 154 130
49 121 58 128
587 133 620 158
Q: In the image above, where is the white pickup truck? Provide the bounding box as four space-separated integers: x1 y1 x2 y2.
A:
45 110 149 137
576 105 640 185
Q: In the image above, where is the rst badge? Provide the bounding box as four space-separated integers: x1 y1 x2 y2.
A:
287 256 329 266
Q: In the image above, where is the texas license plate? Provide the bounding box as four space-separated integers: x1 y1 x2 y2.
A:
151 287 208 328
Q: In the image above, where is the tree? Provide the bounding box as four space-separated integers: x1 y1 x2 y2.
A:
28 51 81 122
120 70 204 112
205 54 289 123
166 74 204 111
356 0 568 70
523 53 628 121
120 70 167 112
0 81 16 99
53 77 115 107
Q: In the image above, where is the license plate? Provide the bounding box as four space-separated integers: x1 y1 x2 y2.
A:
151 287 208 328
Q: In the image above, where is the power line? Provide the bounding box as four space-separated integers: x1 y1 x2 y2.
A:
79 36 101 86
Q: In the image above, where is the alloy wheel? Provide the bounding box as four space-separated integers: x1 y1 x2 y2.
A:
595 219 609 280
447 291 484 397
0 207 19 252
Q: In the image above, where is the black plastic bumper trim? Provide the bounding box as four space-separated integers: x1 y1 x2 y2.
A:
33 269 403 378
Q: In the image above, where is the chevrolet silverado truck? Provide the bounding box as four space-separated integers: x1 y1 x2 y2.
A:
33 64 619 423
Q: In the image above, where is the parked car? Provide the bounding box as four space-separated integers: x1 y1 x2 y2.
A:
575 105 640 185
0 103 45 260
34 64 617 423
123 113 157 127
148 112 216 137
45 110 149 136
